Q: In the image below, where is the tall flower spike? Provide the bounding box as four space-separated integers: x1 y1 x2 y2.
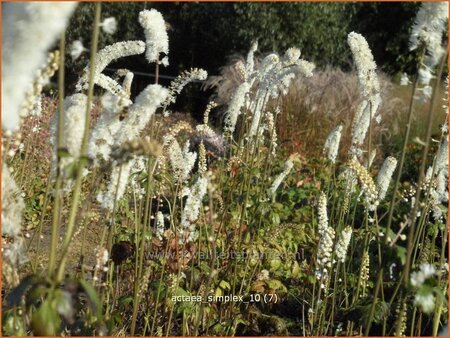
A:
270 160 294 195
409 2 448 67
317 192 329 236
324 125 343 163
347 32 380 98
139 9 169 65
180 176 208 243
2 2 77 132
163 68 208 113
347 159 378 210
2 165 25 237
347 32 381 156
335 226 353 263
76 41 145 93
97 160 134 211
376 156 398 201
224 82 251 135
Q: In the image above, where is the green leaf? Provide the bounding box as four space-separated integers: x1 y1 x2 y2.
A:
219 280 231 290
31 299 61 336
79 279 102 320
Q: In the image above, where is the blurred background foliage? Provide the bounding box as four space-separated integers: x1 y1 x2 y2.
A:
66 2 422 80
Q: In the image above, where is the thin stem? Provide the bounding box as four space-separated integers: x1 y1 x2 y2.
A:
48 31 66 275
55 3 101 282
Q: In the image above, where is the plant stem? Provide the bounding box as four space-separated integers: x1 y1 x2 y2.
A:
54 3 101 282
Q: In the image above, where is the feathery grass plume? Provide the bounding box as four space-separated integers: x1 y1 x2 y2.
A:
270 160 294 194
76 40 145 95
335 226 353 263
376 156 397 201
249 50 314 138
248 54 279 137
97 159 134 210
347 158 378 210
317 191 329 236
180 176 208 243
323 125 343 163
409 2 449 68
2 165 25 238
162 68 208 113
2 2 77 132
139 9 169 66
20 51 60 119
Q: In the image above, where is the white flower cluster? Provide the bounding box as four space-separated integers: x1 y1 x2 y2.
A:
400 73 411 86
101 17 117 35
76 40 145 97
376 156 397 201
2 2 77 132
139 9 169 65
316 225 335 280
180 176 208 243
163 135 197 182
88 71 135 162
70 40 87 61
347 158 379 210
317 192 329 236
410 3 448 102
97 160 134 210
163 68 208 112
409 2 448 67
269 160 294 194
113 84 168 147
427 138 448 221
323 125 343 163
335 226 352 263
50 94 90 179
224 82 251 134
411 263 437 313
156 211 165 240
347 32 380 98
2 165 25 237
315 191 338 279
2 165 27 277
347 32 381 158
94 84 167 210
410 263 436 287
